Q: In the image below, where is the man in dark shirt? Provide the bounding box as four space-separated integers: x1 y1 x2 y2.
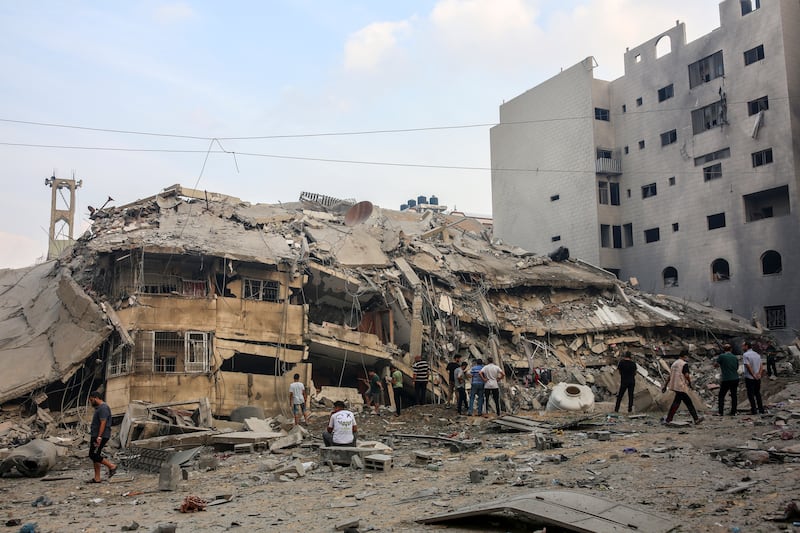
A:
88 391 116 483
445 354 462 407
614 352 637 413
715 343 739 416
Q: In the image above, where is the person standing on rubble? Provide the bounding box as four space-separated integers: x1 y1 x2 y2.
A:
742 341 766 414
87 391 117 483
323 401 357 447
765 341 778 378
412 354 430 406
614 351 637 414
714 343 739 416
289 373 310 425
455 361 468 415
446 354 462 408
367 369 383 415
662 352 704 425
467 358 485 416
390 364 403 416
480 356 504 417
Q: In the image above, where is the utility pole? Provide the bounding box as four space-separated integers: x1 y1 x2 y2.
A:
44 173 82 260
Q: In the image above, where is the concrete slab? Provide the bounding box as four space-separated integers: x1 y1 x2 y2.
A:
418 490 677 532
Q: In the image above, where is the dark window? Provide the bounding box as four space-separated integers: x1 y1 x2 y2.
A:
244 278 281 302
744 44 765 65
712 258 730 281
672 222 679 232
761 250 782 275
692 101 725 133
744 185 790 222
694 148 730 166
704 163 722 181
747 96 768 116
622 104 627 113
642 183 657 198
595 108 610 121
610 183 620 206
596 148 612 159
636 97 643 107
764 305 786 329
638 140 645 149
627 189 631 198
598 182 609 205
669 176 676 186
600 224 611 248
550 194 560 202
624 146 629 154
707 212 726 230
688 50 724 88
741 0 761 16
660 129 677 146
663 266 679 287
612 225 622 249
658 84 674 102
752 148 773 167
551 235 561 242
623 223 633 247
644 228 660 243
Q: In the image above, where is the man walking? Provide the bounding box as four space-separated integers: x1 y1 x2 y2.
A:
390 364 403 416
367 369 383 415
322 401 357 447
467 359 485 416
743 341 765 414
715 344 739 416
662 352 704 425
454 361 468 415
480 357 504 417
289 373 310 425
614 352 637 413
87 391 117 483
412 355 430 406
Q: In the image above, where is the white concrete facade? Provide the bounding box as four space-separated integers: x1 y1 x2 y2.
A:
491 0 800 341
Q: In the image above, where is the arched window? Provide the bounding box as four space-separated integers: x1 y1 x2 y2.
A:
662 266 679 287
761 250 782 275
655 35 672 59
711 258 730 281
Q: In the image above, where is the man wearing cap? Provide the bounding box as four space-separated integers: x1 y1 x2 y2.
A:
662 352 704 425
323 401 357 447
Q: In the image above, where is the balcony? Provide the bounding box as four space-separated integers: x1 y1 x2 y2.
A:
596 157 622 175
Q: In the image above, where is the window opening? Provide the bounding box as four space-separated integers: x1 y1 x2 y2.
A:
761 250 782 275
744 185 790 222
658 84 674 102
655 36 672 59
550 194 560 202
711 258 730 281
751 148 773 167
594 108 610 121
744 44 765 65
610 183 620 206
741 0 761 16
243 278 281 302
638 140 645 149
707 212 726 230
624 146 629 154
688 50 724 88
623 223 633 247
764 305 786 329
598 182 609 205
692 100 727 133
669 176 676 186
695 148 730 166
612 225 622 249
747 95 768 116
672 222 679 232
596 148 612 159
662 266 679 287
551 235 561 242
660 129 677 146
642 183 657 199
644 228 660 243
622 104 627 113
636 97 643 106
600 225 611 248
703 163 723 181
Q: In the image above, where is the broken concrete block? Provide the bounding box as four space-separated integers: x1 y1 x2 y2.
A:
273 459 306 477
364 454 392 471
158 463 182 491
350 455 364 469
269 425 307 452
741 450 770 465
243 417 272 433
335 518 360 531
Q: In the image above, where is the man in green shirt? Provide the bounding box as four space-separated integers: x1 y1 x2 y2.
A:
715 343 739 416
390 364 403 416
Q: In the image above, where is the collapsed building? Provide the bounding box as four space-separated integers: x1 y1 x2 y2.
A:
0 184 764 419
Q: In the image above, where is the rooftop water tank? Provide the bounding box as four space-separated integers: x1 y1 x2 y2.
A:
407 199 417 207
400 204 408 211
417 195 427 205
429 195 438 205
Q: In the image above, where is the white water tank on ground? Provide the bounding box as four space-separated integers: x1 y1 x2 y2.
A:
545 382 595 412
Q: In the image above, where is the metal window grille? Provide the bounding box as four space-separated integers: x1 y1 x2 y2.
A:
243 279 281 302
764 305 786 329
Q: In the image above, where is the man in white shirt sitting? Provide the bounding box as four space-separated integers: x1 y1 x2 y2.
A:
323 401 358 446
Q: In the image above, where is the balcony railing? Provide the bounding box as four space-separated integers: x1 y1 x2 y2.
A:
596 157 622 175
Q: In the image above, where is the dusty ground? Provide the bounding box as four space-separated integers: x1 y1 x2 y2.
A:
1 378 799 533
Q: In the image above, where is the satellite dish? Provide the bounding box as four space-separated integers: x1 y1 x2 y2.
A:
344 201 374 226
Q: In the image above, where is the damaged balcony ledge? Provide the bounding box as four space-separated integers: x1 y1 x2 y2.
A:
307 322 397 361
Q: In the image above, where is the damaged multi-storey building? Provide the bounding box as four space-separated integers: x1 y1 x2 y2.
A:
0 184 762 418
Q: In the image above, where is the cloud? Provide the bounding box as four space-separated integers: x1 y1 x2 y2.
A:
344 20 411 71
153 2 195 25
430 0 538 46
0 232 45 269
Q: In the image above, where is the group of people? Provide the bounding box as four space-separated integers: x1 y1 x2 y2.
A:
612 340 772 426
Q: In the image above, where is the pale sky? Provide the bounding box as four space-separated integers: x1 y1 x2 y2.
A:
0 0 722 268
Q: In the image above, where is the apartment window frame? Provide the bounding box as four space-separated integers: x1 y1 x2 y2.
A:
612 225 622 249
764 305 786 330
707 212 727 230
623 223 633 248
711 258 730 281
703 163 723 181
761 250 782 276
657 84 674 102
751 148 773 167
688 50 725 89
610 182 620 206
747 96 768 116
638 140 645 150
663 266 679 288
600 224 611 248
692 101 725 134
636 97 643 107
668 176 676 186
672 222 680 232
551 235 561 242
550 194 560 202
695 148 730 166
594 107 610 121
644 227 660 243
660 129 677 146
642 183 657 199
598 182 609 205
744 44 765 65
741 0 761 16
243 278 281 302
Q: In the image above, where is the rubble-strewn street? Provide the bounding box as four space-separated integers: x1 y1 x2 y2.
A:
1 376 798 532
